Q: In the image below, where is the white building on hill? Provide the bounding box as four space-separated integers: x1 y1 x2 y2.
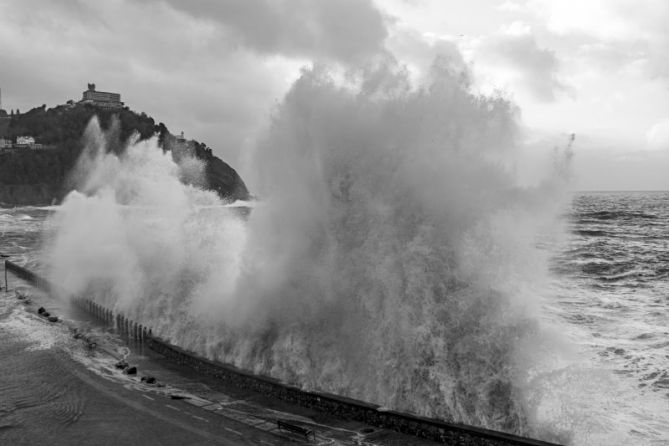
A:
17 136 35 145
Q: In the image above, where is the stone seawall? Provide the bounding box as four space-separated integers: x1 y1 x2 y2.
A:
145 335 557 446
4 261 560 446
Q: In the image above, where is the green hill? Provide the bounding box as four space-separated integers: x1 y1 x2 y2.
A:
0 103 249 206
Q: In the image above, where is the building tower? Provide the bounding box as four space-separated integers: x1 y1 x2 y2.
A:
80 83 123 109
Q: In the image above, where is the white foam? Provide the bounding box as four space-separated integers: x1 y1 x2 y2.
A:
0 308 66 351
41 63 574 439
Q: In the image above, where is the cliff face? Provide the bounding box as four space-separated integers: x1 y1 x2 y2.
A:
206 155 249 202
0 103 249 206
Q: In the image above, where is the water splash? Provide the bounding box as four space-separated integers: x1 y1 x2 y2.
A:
45 58 572 440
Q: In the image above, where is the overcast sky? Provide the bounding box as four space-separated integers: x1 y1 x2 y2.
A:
1 0 668 190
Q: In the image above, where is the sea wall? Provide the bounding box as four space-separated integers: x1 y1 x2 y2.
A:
145 335 556 446
5 260 52 291
4 261 559 446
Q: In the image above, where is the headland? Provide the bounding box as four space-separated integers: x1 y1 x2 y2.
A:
0 85 249 206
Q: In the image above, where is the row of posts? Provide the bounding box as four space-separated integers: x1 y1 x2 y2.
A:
1 263 153 343
75 297 152 341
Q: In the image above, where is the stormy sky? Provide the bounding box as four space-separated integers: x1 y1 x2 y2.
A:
1 0 668 190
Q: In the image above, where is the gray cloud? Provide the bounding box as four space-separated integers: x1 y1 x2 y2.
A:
0 0 391 177
0 1 302 169
151 0 388 64
532 0 669 84
483 32 563 101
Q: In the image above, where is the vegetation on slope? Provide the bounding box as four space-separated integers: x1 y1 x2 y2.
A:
0 103 249 204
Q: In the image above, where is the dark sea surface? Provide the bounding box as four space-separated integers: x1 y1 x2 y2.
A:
545 191 669 445
552 191 669 390
1 192 668 445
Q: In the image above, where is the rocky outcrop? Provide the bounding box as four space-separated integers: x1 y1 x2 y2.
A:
0 184 59 206
206 155 250 201
168 133 250 202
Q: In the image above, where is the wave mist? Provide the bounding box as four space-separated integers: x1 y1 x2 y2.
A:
46 58 571 441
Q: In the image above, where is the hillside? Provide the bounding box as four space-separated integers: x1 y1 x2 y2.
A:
0 103 249 206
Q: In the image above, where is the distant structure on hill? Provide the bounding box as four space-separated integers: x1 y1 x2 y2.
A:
17 136 35 146
80 83 123 109
0 134 55 152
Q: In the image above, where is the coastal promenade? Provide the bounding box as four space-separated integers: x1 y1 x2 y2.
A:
1 261 442 445
3 260 562 446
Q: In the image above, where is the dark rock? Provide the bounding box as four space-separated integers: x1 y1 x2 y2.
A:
170 394 188 400
37 307 46 314
47 316 58 322
42 311 50 318
124 366 137 375
141 376 156 384
205 156 250 202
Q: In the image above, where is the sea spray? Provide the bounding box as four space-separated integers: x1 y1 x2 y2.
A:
45 58 571 440
46 118 246 313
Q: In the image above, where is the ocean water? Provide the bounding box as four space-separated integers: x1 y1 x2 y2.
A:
543 191 669 444
553 191 669 391
1 191 668 445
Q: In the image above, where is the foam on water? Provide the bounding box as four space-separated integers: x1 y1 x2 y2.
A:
0 305 65 352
